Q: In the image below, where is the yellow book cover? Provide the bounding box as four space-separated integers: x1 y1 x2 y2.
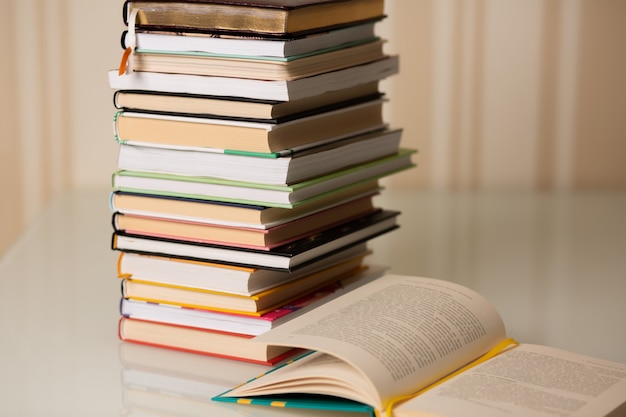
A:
121 255 367 315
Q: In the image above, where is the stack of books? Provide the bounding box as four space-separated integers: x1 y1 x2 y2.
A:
107 0 416 365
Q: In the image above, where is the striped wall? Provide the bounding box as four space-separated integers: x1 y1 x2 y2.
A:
1 0 121 255
382 0 626 189
1 0 625 255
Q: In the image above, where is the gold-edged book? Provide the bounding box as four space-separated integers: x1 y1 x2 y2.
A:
124 0 385 36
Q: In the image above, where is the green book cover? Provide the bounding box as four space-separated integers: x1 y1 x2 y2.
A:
212 351 376 415
111 149 416 208
135 37 380 62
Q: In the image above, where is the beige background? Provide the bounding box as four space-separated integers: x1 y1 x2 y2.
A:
1 0 625 255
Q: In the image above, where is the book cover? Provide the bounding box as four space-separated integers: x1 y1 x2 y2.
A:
119 264 382 336
123 0 385 37
109 181 381 229
118 317 299 365
113 99 385 153
118 292 319 336
110 190 266 219
121 21 379 58
116 243 370 296
111 195 377 250
130 39 385 81
115 127 401 185
112 82 382 122
111 149 415 208
111 209 400 271
120 253 367 314
108 55 399 101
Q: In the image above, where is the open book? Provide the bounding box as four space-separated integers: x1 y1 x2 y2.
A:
213 274 626 417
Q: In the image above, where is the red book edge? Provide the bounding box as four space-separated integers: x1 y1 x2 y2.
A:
117 317 301 366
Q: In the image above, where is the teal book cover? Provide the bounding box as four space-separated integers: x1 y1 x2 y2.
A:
135 37 380 62
212 351 376 416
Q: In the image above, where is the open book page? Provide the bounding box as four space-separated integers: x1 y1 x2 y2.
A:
228 350 384 407
394 343 626 417
224 275 507 410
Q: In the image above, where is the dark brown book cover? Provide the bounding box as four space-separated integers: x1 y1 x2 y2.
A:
123 0 385 36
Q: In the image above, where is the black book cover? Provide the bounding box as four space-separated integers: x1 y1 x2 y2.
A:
112 190 268 211
111 209 400 271
112 90 383 124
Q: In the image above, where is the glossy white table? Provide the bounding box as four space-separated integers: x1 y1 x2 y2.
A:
1 188 625 416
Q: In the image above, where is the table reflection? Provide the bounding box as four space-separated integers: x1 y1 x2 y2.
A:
119 343 368 417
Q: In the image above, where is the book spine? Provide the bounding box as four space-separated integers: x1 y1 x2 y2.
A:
113 111 124 144
122 1 129 25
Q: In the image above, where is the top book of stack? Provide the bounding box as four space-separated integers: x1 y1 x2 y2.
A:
123 0 386 37
112 0 398 103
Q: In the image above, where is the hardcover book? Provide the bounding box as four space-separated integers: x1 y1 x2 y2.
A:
112 82 382 121
116 243 370 295
118 317 298 365
119 264 383 335
112 195 377 250
213 274 626 417
121 252 366 314
121 21 378 58
116 128 401 185
109 182 381 229
131 38 385 81
108 55 399 101
111 209 400 271
113 98 386 153
119 281 347 336
111 149 416 208
123 0 385 37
